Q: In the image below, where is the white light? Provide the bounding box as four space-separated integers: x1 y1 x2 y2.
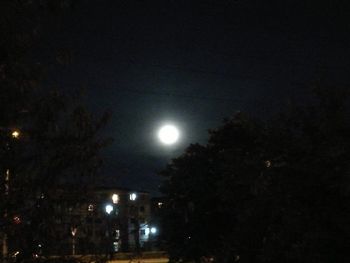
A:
12 130 20 139
112 194 119 204
150 227 157 234
105 204 113 214
130 193 137 201
88 204 94 211
71 227 77 237
145 228 150 235
158 125 179 145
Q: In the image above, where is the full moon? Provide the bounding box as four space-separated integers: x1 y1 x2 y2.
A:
158 125 180 145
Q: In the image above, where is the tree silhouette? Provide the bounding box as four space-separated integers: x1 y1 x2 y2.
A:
0 1 111 260
160 88 350 263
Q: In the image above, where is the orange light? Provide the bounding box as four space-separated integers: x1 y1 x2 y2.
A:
12 130 20 139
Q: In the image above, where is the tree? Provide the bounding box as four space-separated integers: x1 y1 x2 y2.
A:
260 86 350 263
0 1 111 260
160 88 350 263
161 113 270 262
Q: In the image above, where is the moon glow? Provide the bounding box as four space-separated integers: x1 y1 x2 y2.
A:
158 125 180 145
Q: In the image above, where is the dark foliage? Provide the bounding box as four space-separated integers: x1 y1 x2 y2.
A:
0 1 110 261
160 88 350 263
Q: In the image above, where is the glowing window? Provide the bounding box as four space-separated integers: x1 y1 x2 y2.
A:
129 193 137 201
112 194 119 204
88 204 94 212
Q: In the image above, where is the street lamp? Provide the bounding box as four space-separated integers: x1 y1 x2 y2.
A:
150 227 157 234
104 204 115 259
105 204 113 215
11 130 20 139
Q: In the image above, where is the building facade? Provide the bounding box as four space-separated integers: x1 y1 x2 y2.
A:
50 187 156 255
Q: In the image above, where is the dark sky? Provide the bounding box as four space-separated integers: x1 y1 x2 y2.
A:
40 0 350 195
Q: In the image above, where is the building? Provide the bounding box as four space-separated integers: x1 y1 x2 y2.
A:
49 187 157 255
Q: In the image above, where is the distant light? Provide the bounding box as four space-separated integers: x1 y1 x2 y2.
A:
150 227 157 234
12 130 20 139
105 204 113 214
158 125 179 145
130 193 137 201
157 202 163 208
13 216 21 225
88 204 94 212
112 194 119 204
71 227 77 237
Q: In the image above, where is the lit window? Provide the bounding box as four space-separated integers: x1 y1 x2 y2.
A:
88 204 94 212
130 193 137 201
158 202 163 208
113 241 120 252
112 194 119 204
114 230 120 239
5 169 9 181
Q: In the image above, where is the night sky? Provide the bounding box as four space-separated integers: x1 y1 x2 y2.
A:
39 1 350 195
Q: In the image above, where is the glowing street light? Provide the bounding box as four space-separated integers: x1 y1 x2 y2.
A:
11 130 20 139
145 226 157 236
105 204 114 214
150 227 157 234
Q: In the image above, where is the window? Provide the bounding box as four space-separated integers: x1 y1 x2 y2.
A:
88 204 94 212
140 229 146 235
114 229 120 239
112 194 119 204
129 205 137 214
130 193 137 201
